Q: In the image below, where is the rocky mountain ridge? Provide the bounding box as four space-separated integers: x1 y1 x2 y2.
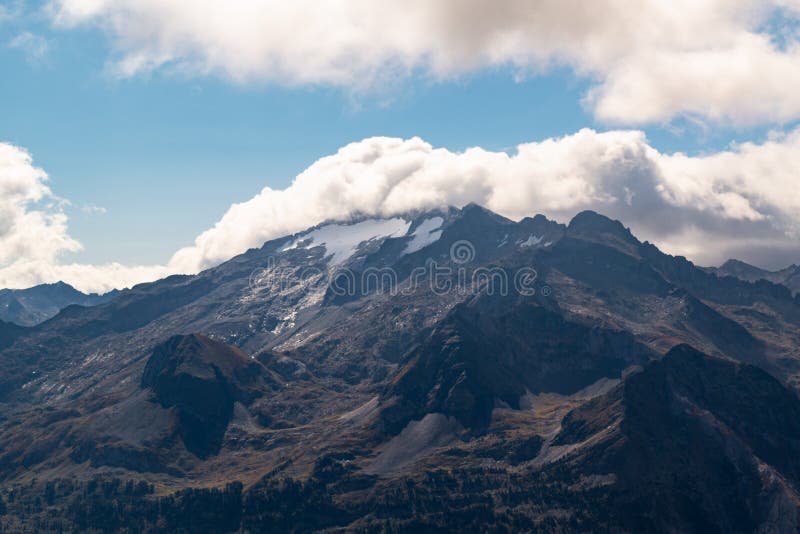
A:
0 282 119 327
1 204 799 532
708 258 800 295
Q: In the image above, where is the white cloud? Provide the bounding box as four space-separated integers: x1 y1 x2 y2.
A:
168 129 800 273
0 260 168 295
0 142 79 265
0 2 20 23
51 0 800 125
81 203 107 215
0 142 167 293
8 31 49 64
5 131 800 293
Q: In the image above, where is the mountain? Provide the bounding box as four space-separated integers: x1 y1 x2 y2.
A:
0 282 120 326
0 319 23 351
709 258 800 295
1 204 799 532
552 344 800 533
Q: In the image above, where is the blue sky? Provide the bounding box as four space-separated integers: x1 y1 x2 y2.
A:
1 44 589 264
2 1 800 291
0 3 779 265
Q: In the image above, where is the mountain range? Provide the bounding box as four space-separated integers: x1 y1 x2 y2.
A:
0 282 119 327
707 259 800 296
1 204 799 532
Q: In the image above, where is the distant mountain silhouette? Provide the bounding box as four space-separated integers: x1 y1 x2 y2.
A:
708 258 800 295
0 281 120 326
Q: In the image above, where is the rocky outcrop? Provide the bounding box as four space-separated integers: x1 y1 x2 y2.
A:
141 334 275 457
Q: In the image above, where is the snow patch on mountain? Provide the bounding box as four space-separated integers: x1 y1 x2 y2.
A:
283 218 411 265
403 217 444 255
519 235 544 248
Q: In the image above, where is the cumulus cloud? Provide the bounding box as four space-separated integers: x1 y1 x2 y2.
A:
51 0 800 125
5 132 800 293
168 129 800 273
0 143 79 265
0 142 167 293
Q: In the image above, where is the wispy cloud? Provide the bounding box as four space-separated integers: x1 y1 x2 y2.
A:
81 204 107 215
8 31 49 64
0 3 16 23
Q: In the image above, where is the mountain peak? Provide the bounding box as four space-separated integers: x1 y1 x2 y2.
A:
712 258 800 295
719 258 766 273
566 210 640 251
0 282 118 326
568 210 626 232
459 202 513 224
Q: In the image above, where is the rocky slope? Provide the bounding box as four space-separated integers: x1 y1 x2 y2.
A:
1 204 799 532
554 344 800 532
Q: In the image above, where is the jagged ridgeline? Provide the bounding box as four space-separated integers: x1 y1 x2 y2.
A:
0 282 119 327
2 205 800 532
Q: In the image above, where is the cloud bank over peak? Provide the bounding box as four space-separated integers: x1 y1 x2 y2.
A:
169 129 800 274
4 130 800 293
52 0 800 125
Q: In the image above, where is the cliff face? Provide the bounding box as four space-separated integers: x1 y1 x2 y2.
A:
141 334 276 457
